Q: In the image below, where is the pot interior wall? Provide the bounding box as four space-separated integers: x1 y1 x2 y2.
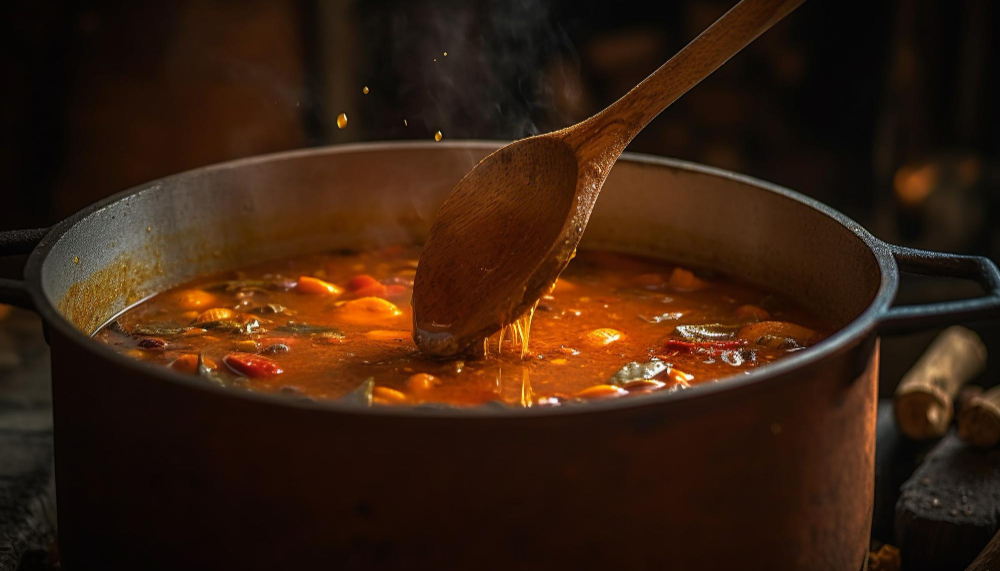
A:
41 143 881 335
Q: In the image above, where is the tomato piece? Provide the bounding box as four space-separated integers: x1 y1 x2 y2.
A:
223 352 283 377
347 274 380 291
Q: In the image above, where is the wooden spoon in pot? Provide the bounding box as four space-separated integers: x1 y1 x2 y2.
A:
412 0 805 357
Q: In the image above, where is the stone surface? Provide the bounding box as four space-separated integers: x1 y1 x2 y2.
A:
895 431 1000 571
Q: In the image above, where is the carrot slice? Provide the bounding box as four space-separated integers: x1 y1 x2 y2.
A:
223 353 283 377
373 386 408 404
336 297 404 324
296 276 342 296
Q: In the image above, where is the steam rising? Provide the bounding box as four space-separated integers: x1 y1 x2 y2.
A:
387 0 583 140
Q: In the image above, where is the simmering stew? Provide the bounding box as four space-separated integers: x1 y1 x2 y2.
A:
94 246 829 407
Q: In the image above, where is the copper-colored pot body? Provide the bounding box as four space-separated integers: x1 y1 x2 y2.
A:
23 143 922 569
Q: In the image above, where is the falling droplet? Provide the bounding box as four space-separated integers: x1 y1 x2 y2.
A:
443 52 448 57
434 130 443 142
146 226 151 233
337 113 348 129
433 58 437 62
403 119 408 127
362 86 369 95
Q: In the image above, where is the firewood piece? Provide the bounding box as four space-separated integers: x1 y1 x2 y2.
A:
873 401 935 544
895 432 1000 571
965 528 1000 571
958 385 985 416
959 386 1000 448
894 327 987 440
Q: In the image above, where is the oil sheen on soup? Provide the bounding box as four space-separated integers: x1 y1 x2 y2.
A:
94 246 829 407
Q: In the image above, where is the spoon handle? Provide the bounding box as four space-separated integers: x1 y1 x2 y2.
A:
570 0 805 153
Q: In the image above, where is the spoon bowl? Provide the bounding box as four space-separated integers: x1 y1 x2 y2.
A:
412 136 579 356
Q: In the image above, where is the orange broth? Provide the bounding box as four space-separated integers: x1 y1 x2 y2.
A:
94 246 829 407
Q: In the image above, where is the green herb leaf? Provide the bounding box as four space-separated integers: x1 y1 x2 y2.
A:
673 323 740 342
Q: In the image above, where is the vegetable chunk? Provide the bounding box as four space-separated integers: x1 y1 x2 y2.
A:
296 276 342 296
223 353 284 377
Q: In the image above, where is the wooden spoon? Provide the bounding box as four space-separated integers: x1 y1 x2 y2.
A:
412 0 805 357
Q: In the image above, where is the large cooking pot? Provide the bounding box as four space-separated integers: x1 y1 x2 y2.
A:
2 142 999 570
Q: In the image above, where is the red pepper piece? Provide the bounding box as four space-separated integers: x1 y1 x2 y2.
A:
223 352 283 377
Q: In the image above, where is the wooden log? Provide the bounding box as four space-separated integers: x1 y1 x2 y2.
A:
894 327 987 440
957 385 985 417
965 528 1000 571
958 386 1000 448
895 432 1000 571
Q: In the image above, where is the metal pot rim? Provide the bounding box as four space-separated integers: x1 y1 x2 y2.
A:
23 140 901 418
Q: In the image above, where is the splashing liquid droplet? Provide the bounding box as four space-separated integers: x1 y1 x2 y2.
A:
434 130 443 142
403 119 408 127
362 86 369 95
336 113 348 129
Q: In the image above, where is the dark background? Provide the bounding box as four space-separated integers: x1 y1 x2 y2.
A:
3 0 999 389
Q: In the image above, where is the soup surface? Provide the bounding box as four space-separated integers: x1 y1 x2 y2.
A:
94 246 829 407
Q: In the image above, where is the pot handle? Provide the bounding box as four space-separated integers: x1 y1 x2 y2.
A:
0 227 49 310
878 244 1000 334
